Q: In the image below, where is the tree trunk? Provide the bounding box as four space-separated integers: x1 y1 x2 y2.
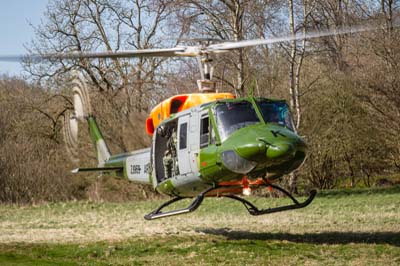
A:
288 0 298 194
232 0 245 97
288 0 310 194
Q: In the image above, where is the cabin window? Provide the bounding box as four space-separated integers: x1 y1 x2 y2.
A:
200 116 209 148
179 123 188 150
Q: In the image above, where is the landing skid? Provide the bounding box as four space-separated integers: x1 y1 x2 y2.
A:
144 184 316 220
225 184 317 216
144 187 215 220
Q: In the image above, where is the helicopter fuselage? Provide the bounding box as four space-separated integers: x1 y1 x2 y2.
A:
101 96 306 198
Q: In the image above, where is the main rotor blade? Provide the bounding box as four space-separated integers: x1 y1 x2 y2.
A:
0 23 383 63
45 47 187 59
0 55 27 62
207 24 379 51
0 47 189 62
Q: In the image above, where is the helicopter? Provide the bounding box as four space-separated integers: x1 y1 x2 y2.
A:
0 24 377 220
67 74 312 220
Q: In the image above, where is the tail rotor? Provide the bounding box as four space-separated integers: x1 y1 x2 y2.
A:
63 73 93 162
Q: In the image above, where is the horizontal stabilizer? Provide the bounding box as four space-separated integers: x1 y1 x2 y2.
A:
71 166 123 173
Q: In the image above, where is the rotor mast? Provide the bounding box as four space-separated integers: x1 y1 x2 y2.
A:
178 38 219 93
196 54 216 93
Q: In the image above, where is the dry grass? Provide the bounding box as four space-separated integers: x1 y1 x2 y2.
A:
0 187 399 244
0 187 399 265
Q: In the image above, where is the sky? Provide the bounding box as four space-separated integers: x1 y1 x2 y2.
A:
0 1 49 77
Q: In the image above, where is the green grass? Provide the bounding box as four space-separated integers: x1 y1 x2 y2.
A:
0 186 399 265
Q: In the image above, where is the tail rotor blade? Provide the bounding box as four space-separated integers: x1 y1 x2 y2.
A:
73 93 84 119
63 111 79 163
71 72 92 120
69 116 78 144
62 72 93 163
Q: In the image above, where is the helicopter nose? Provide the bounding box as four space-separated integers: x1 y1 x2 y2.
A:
235 142 266 162
266 142 296 161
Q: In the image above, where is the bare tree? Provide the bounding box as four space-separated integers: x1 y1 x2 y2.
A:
355 0 400 170
169 0 275 96
25 0 172 151
285 0 315 193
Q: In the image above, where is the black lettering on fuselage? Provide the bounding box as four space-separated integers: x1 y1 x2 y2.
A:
130 165 141 175
144 163 151 174
271 130 285 138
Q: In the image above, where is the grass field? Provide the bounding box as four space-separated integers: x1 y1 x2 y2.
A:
0 186 399 265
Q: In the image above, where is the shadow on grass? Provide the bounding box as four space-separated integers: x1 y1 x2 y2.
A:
196 228 400 246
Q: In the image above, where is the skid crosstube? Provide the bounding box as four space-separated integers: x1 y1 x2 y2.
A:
144 184 316 220
144 187 215 220
225 185 317 216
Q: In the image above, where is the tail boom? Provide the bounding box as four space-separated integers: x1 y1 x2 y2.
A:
73 148 151 184
85 116 152 184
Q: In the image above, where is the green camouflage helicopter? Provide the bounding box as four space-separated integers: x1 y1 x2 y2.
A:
67 75 312 220
1 25 375 219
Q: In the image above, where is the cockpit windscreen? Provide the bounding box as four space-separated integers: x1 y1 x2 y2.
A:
216 101 260 141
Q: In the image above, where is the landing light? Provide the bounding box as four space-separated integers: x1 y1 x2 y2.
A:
243 187 252 196
221 150 257 174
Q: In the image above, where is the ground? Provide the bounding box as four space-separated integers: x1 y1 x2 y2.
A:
0 187 399 265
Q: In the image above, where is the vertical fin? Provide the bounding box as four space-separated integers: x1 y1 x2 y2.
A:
87 116 111 166
64 72 111 166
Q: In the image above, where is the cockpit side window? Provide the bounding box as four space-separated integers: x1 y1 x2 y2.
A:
200 115 209 148
216 101 260 141
257 100 295 131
